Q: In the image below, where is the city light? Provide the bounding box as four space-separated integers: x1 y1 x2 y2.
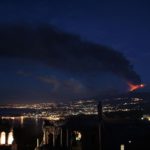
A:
74 131 82 141
141 115 150 121
7 131 14 145
120 144 125 150
0 132 6 145
0 97 144 121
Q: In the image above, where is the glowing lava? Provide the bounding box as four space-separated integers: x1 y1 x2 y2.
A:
128 83 145 92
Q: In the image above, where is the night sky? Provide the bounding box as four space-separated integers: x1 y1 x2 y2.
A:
0 0 150 103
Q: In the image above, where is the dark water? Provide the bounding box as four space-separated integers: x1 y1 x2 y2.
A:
0 108 37 116
0 118 43 150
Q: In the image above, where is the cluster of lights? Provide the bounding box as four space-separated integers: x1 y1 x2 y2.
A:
0 97 144 122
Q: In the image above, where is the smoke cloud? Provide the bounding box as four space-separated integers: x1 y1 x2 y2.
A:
0 24 141 84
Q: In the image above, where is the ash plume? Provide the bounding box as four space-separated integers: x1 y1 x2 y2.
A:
0 24 141 84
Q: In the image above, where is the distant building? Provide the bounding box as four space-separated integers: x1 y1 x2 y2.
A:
35 102 103 150
0 130 17 150
0 121 17 150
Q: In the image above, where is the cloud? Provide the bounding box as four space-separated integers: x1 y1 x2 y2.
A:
16 70 32 77
0 24 141 84
38 76 60 91
38 76 88 98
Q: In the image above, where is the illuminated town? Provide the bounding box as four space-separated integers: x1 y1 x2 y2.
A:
0 96 144 121
0 95 150 150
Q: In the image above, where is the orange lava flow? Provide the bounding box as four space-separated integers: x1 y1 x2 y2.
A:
128 83 145 92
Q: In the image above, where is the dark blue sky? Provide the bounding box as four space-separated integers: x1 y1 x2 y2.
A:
0 0 149 103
